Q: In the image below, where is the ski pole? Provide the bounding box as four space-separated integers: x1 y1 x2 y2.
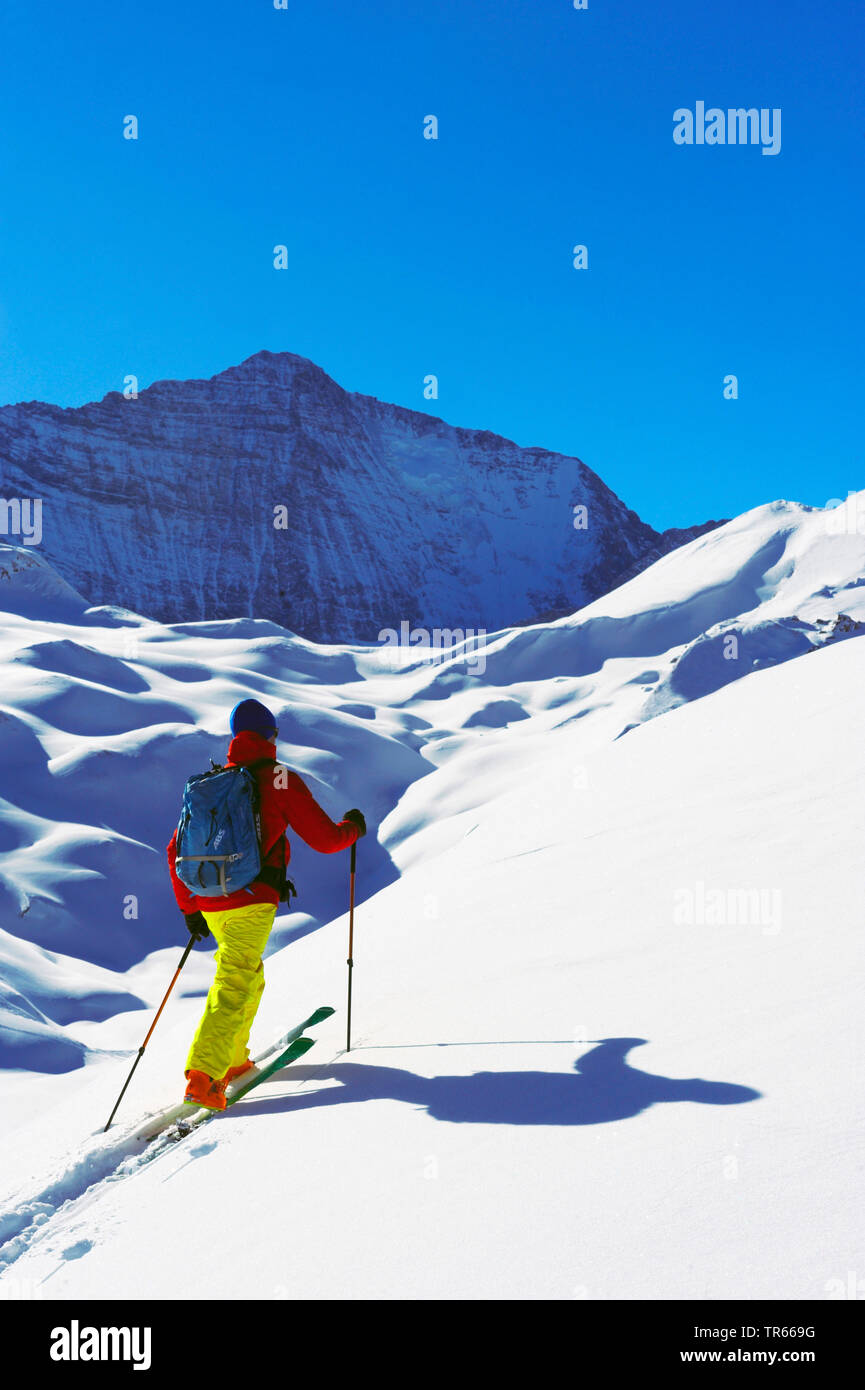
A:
346 841 357 1052
103 936 196 1131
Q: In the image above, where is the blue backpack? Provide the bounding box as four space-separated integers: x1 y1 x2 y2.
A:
174 759 268 897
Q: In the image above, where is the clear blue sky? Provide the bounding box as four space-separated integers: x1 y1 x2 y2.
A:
0 0 861 529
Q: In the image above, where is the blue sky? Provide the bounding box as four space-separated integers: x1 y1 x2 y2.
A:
0 0 861 529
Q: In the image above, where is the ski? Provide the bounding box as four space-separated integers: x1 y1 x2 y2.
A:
248 1005 334 1070
226 1035 316 1104
133 1004 335 1145
159 1033 318 1144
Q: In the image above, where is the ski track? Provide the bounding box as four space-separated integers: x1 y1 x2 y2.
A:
0 1034 351 1276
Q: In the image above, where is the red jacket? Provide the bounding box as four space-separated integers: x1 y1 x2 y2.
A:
167 729 359 914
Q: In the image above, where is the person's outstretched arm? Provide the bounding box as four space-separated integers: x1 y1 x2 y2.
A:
276 769 361 853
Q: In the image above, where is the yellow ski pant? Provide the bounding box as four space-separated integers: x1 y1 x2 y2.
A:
185 902 277 1080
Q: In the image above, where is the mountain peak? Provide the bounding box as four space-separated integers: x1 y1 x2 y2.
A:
214 349 337 387
0 351 722 640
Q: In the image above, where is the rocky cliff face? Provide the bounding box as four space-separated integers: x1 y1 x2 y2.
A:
0 351 720 640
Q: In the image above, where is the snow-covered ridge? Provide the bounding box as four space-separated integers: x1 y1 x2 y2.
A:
0 350 719 641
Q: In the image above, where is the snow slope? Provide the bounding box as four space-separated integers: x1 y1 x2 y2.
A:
0 495 862 1299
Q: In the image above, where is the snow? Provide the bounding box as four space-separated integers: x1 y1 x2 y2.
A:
0 495 863 1299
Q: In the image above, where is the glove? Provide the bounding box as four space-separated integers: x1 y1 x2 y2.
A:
184 910 210 942
343 808 367 838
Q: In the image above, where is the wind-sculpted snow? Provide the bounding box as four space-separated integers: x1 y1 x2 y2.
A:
0 494 862 1033
0 925 144 1030
0 978 88 1073
644 618 816 717
13 640 152 694
0 493 863 1298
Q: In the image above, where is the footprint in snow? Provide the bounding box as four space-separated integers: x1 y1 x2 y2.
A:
61 1239 93 1261
188 1140 218 1157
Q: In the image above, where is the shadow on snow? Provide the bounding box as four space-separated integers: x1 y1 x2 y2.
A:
232 1036 761 1127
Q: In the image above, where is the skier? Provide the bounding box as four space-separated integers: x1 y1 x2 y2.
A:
166 698 365 1110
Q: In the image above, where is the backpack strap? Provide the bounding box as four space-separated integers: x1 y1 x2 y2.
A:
239 759 295 903
255 863 284 893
